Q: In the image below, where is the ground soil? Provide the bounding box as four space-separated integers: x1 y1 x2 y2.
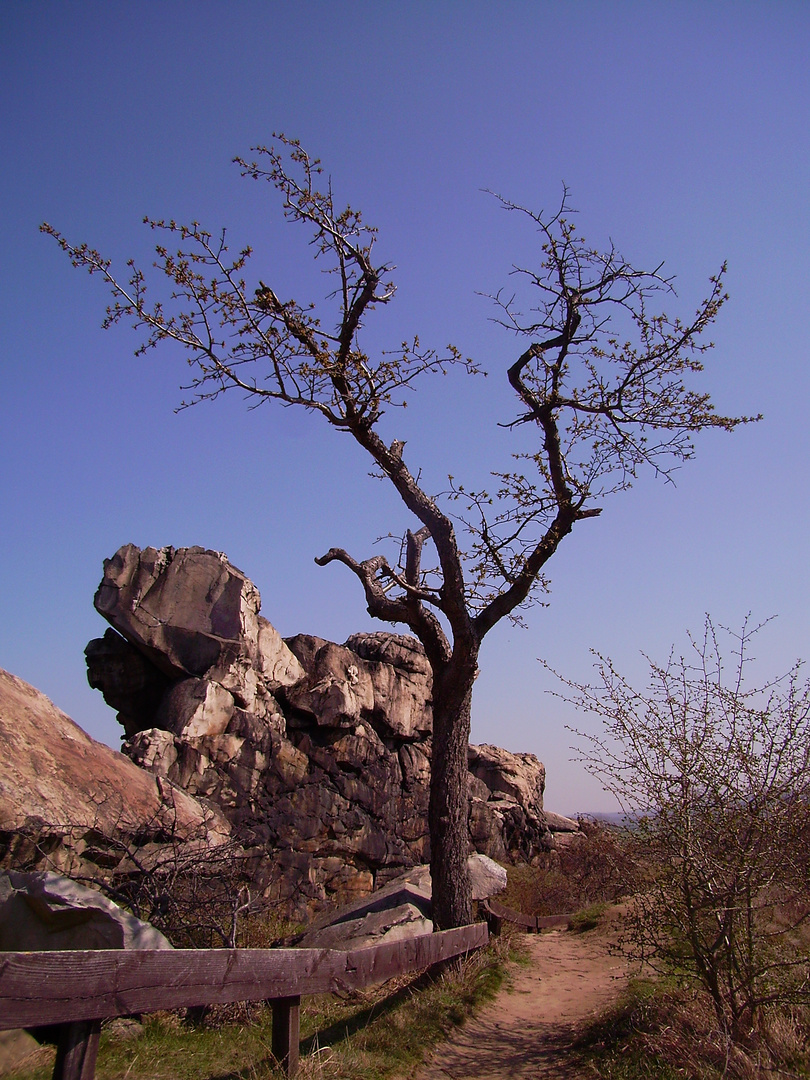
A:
409 913 631 1079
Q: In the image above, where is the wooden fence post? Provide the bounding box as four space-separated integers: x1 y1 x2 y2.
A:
271 995 300 1077
53 1019 101 1080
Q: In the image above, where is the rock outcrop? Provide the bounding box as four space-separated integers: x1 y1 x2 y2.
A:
0 666 229 884
5 543 570 922
468 743 550 863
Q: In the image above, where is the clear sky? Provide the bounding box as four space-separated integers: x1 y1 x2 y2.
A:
1 2 808 814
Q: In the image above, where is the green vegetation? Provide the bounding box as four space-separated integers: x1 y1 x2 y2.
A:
8 934 520 1080
568 901 607 934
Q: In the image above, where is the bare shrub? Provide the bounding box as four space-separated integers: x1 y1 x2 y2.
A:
564 617 810 1045
1 789 289 949
502 818 636 915
579 982 810 1080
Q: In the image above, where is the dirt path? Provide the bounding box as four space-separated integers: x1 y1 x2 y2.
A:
410 923 630 1079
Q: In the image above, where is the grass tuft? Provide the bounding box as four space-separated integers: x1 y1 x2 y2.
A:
568 901 607 933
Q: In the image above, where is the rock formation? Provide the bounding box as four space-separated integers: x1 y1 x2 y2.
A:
0 666 229 885
76 544 572 919
296 854 507 950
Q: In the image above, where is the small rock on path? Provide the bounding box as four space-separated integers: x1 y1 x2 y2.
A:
410 926 629 1079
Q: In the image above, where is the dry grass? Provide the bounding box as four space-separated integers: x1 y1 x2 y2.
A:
576 979 810 1080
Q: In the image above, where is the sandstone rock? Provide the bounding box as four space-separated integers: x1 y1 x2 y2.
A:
94 545 304 692
2 544 556 925
468 771 491 801
467 853 508 900
256 617 307 688
263 849 375 917
284 640 374 727
125 727 178 776
85 628 172 738
468 799 509 863
344 632 432 676
361 657 432 739
0 668 226 853
298 867 433 947
543 811 580 834
299 854 506 948
0 869 173 951
283 634 331 674
94 544 233 678
344 632 433 738
400 742 431 790
299 902 432 949
103 1018 144 1042
285 632 432 739
155 677 235 738
468 743 546 815
266 736 309 788
397 855 507 901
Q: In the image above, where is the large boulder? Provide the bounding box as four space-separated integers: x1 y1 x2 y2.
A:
298 900 432 950
0 870 171 1073
297 854 506 949
468 743 546 815
93 545 305 698
0 869 172 951
0 667 228 883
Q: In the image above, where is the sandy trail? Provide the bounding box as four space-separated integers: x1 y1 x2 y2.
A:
409 925 630 1079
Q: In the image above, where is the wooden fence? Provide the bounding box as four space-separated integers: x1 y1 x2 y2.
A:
482 897 573 934
0 923 488 1080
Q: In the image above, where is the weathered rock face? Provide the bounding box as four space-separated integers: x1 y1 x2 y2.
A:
0 666 229 884
467 743 552 863
93 544 304 712
85 630 172 739
80 544 560 919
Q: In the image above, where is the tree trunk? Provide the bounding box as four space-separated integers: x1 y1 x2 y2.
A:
429 654 477 930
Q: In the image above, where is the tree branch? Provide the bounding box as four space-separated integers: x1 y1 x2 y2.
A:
314 547 450 666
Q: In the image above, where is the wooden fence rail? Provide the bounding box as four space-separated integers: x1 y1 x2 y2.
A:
482 897 573 934
0 923 488 1080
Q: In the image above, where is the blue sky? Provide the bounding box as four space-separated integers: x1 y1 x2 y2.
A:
1 2 808 813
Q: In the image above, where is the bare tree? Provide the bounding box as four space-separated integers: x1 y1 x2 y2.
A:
565 618 810 1043
42 136 756 928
